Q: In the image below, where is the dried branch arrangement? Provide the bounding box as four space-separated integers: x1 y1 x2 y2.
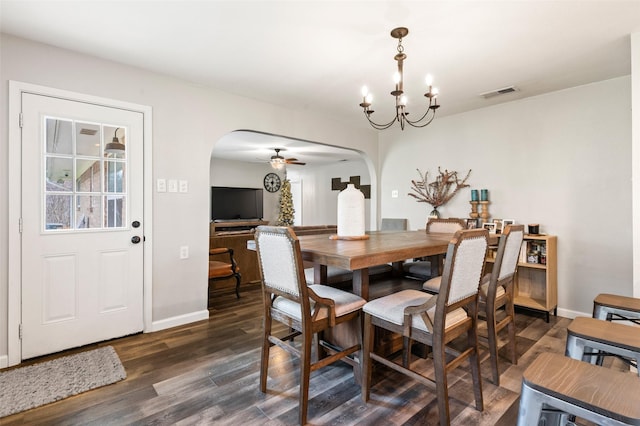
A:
408 167 471 208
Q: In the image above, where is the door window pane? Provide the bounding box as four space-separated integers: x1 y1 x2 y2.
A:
75 195 102 229
45 118 72 154
105 196 125 228
76 159 101 192
104 161 126 193
46 157 73 191
43 117 128 232
76 122 101 156
104 126 126 160
45 194 72 229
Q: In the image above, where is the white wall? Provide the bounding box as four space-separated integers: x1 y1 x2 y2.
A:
632 32 640 299
0 34 378 362
380 76 632 316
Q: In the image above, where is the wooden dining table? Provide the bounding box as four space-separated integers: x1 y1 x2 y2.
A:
298 230 456 300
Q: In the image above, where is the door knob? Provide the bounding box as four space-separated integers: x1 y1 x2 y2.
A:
131 236 141 244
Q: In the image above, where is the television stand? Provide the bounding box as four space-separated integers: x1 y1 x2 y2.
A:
211 220 269 234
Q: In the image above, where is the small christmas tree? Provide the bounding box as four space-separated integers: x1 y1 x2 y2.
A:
276 176 295 226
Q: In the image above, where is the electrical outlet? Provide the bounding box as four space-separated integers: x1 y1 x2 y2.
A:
391 190 399 198
167 179 178 193
179 246 189 259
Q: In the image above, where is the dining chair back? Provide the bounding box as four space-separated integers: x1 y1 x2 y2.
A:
426 217 466 233
254 225 366 425
404 218 466 281
478 224 524 385
361 229 489 426
381 217 408 231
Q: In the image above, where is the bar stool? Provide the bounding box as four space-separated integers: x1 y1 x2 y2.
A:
517 352 640 426
592 293 640 368
593 293 640 324
565 316 640 375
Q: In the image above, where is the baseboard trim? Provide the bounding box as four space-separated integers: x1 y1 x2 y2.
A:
0 354 8 369
556 307 589 319
148 310 209 333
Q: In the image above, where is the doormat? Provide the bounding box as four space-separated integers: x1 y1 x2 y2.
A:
0 346 126 418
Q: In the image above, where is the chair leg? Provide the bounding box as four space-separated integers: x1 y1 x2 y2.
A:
402 336 412 368
299 332 313 426
565 333 586 362
260 314 272 393
432 340 451 426
517 383 544 425
353 314 363 385
486 308 500 385
234 273 241 299
361 313 373 403
468 323 484 412
507 302 518 365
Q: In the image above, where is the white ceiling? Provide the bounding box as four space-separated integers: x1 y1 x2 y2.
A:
2 1 639 164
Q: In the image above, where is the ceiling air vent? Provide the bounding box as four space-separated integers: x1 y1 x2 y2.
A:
479 86 518 99
79 128 98 136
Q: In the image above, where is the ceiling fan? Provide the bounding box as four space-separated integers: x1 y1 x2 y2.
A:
270 148 306 169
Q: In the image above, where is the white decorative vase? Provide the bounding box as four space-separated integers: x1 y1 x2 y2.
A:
337 184 365 237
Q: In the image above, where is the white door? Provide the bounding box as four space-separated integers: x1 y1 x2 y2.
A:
291 180 302 226
21 93 144 359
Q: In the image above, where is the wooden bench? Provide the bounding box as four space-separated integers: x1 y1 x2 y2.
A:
593 293 640 325
566 316 640 375
518 352 640 425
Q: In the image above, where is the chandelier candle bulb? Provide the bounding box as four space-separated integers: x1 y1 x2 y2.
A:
480 189 488 201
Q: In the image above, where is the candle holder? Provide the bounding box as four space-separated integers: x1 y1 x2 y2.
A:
469 201 479 219
480 201 490 222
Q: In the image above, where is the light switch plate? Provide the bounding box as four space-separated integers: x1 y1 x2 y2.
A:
157 178 167 193
179 180 188 193
179 246 189 259
167 179 178 193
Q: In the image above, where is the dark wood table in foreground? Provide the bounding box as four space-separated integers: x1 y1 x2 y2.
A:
299 230 454 300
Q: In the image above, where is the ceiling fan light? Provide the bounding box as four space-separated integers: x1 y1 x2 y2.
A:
270 158 286 170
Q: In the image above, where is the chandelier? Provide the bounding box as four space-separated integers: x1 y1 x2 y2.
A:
359 27 440 130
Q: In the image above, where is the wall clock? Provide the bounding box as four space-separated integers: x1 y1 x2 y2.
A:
263 172 281 193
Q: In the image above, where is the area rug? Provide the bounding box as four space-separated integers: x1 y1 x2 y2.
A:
0 346 126 418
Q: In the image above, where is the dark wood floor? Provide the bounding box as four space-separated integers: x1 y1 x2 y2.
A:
1 278 577 425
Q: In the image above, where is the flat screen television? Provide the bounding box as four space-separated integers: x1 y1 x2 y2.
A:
211 186 264 221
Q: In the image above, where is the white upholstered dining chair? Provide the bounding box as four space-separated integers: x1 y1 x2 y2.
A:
478 224 524 385
361 229 489 426
254 226 366 425
423 224 524 385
